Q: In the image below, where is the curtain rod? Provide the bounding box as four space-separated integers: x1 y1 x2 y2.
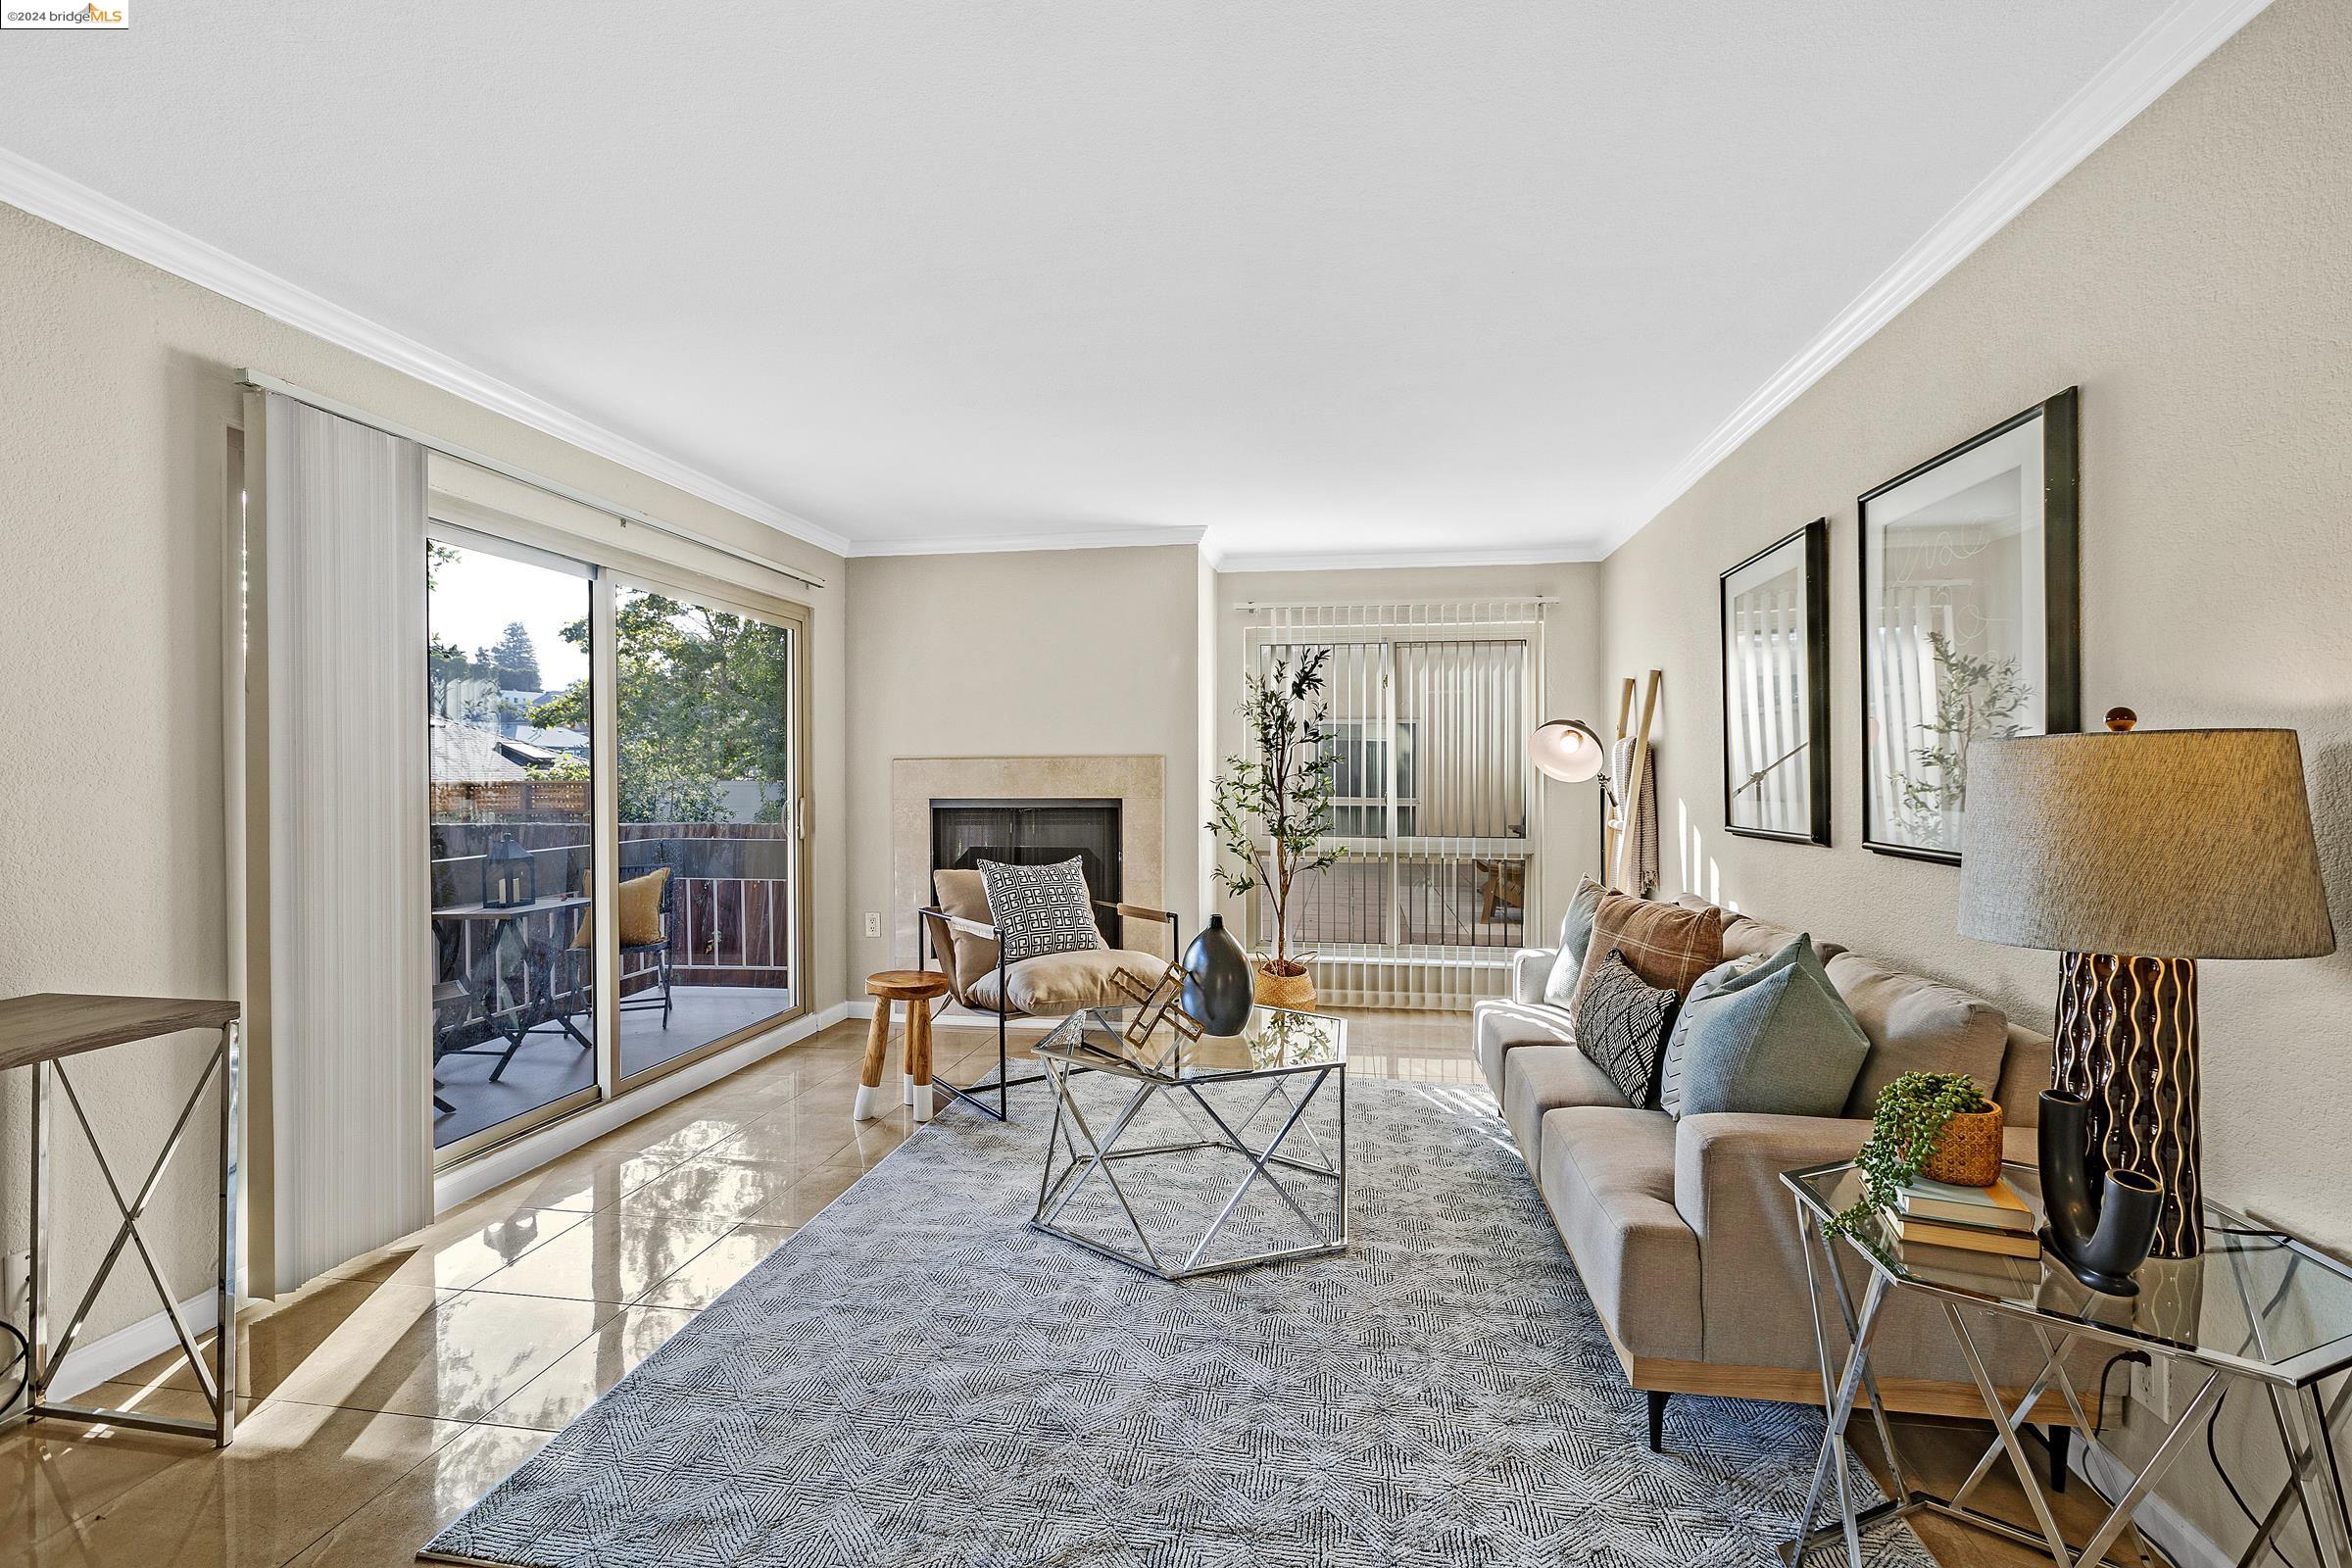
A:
236 369 829 592
1236 597 1558 612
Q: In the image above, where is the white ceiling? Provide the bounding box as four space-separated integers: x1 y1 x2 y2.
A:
0 2 2230 564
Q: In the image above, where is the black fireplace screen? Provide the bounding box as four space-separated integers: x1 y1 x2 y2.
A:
931 799 1123 946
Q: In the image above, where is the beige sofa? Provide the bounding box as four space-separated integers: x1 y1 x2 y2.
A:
1472 895 2082 1454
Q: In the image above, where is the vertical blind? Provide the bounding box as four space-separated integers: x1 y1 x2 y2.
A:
1244 600 1543 1010
245 391 433 1293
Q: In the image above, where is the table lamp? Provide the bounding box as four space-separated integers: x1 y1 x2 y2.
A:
1956 710 2334 1257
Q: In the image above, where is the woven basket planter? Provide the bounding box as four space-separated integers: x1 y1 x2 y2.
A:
1921 1103 2006 1188
1252 963 1317 1012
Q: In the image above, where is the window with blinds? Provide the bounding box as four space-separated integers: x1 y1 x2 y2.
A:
1242 601 1544 1009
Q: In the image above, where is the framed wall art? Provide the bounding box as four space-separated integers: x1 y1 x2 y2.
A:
1720 518 1830 845
1859 387 2080 863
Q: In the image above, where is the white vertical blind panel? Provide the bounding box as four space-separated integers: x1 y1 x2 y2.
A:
1246 600 1541 1010
261 393 432 1289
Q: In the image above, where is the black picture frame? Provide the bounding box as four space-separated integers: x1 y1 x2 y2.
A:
1720 519 1831 846
1858 387 2081 864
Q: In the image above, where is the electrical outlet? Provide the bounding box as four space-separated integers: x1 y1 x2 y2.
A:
2131 1352 2170 1420
863 912 881 939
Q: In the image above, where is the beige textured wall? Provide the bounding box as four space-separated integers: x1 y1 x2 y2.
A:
1212 563 1609 950
842 545 1207 979
1595 0 2349 1546
0 200 849 1345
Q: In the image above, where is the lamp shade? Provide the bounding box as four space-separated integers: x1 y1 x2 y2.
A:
1530 718 1606 784
1956 728 2335 959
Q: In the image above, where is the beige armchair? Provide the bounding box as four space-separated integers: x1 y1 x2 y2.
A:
916 867 1181 1120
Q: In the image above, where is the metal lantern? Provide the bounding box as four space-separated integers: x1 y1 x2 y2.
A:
482 830 536 908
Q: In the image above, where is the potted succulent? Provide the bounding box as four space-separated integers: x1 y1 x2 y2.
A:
1827 1071 2004 1240
1207 647 1346 1009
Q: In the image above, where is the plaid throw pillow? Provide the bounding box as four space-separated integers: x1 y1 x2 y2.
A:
1570 889 1724 1006
977 858 1103 966
1576 949 1683 1109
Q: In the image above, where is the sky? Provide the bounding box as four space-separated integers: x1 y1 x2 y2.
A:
430 542 592 690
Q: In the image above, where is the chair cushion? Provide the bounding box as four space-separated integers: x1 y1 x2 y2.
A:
1471 999 1576 1102
932 868 1000 994
977 858 1104 965
1826 952 2008 1116
1502 1044 1629 1161
968 948 1166 1016
1574 950 1683 1109
1537 1105 1700 1360
570 867 667 951
1572 890 1723 1004
1665 935 1870 1120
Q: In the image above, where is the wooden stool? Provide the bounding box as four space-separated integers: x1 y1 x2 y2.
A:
857 969 952 1123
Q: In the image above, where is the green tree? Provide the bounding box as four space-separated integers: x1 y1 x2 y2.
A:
1207 648 1346 975
490 620 543 693
531 594 793 825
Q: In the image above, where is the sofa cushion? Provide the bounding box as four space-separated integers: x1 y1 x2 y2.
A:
1826 953 2008 1116
1574 890 1724 1003
1994 1021 2054 1129
1722 911 1847 965
1575 950 1682 1108
1667 935 1870 1119
1544 876 1608 1004
968 948 1164 1015
1537 1106 1701 1360
1472 1000 1577 1102
1502 1044 1629 1161
932 868 1000 995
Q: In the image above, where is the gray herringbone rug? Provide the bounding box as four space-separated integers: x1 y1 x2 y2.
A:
425 1072 1932 1568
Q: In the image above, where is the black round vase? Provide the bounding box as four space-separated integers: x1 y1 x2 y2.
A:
1182 915 1253 1035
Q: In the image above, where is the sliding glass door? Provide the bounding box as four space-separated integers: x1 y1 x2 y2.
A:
612 584 802 1084
423 532 808 1162
426 536 600 1155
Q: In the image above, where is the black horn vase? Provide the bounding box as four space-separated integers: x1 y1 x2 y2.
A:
2038 1090 2164 1296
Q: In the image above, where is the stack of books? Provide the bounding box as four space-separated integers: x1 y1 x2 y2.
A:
1890 1175 2041 1288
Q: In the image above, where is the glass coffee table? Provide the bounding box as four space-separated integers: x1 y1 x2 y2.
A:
1029 1004 1347 1281
1784 1158 2352 1568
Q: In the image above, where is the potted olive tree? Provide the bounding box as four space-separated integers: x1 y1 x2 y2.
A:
1208 648 1346 1009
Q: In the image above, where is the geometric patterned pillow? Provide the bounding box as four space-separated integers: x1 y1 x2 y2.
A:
976 858 1103 966
1574 949 1684 1109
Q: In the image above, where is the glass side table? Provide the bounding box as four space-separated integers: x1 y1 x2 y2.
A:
1783 1159 2352 1568
1029 1004 1347 1281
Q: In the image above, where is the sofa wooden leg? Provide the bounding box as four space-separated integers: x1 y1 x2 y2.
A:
1647 1390 1669 1453
2046 1424 2070 1493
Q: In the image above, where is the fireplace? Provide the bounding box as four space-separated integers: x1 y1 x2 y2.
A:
931 798 1123 945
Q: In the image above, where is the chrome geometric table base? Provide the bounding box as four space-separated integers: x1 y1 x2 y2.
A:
1786 1199 2352 1568
1031 1054 1347 1283
20 1022 241 1446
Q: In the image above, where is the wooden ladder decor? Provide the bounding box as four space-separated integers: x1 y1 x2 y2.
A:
1603 670 1662 895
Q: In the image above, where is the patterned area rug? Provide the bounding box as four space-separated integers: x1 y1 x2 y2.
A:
426 1072 1932 1568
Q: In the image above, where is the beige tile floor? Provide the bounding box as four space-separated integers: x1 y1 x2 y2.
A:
0 1009 2121 1567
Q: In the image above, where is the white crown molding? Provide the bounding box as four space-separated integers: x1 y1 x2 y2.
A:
0 147 855 560
851 523 1206 559
1211 541 1603 574
1598 0 2276 562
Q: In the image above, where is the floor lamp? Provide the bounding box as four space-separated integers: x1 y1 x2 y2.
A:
1956 711 2335 1257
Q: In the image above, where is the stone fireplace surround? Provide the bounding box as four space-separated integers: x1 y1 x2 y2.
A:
888 755 1166 976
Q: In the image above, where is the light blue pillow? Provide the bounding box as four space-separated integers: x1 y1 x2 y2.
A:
1660 934 1869 1120
1657 953 1761 1113
1542 876 1608 1007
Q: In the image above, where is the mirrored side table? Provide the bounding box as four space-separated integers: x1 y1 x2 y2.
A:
1783 1159 2352 1568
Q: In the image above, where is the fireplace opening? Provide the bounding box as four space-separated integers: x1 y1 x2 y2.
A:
931 798 1123 945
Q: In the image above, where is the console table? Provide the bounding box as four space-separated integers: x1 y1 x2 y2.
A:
1 994 241 1446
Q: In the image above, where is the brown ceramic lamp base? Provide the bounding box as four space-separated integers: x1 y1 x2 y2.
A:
2052 951 2202 1258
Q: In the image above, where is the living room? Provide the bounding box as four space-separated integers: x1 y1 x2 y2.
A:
2 3 2347 1566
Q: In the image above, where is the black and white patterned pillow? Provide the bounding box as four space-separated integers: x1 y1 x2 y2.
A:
977 858 1103 966
1575 949 1683 1109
